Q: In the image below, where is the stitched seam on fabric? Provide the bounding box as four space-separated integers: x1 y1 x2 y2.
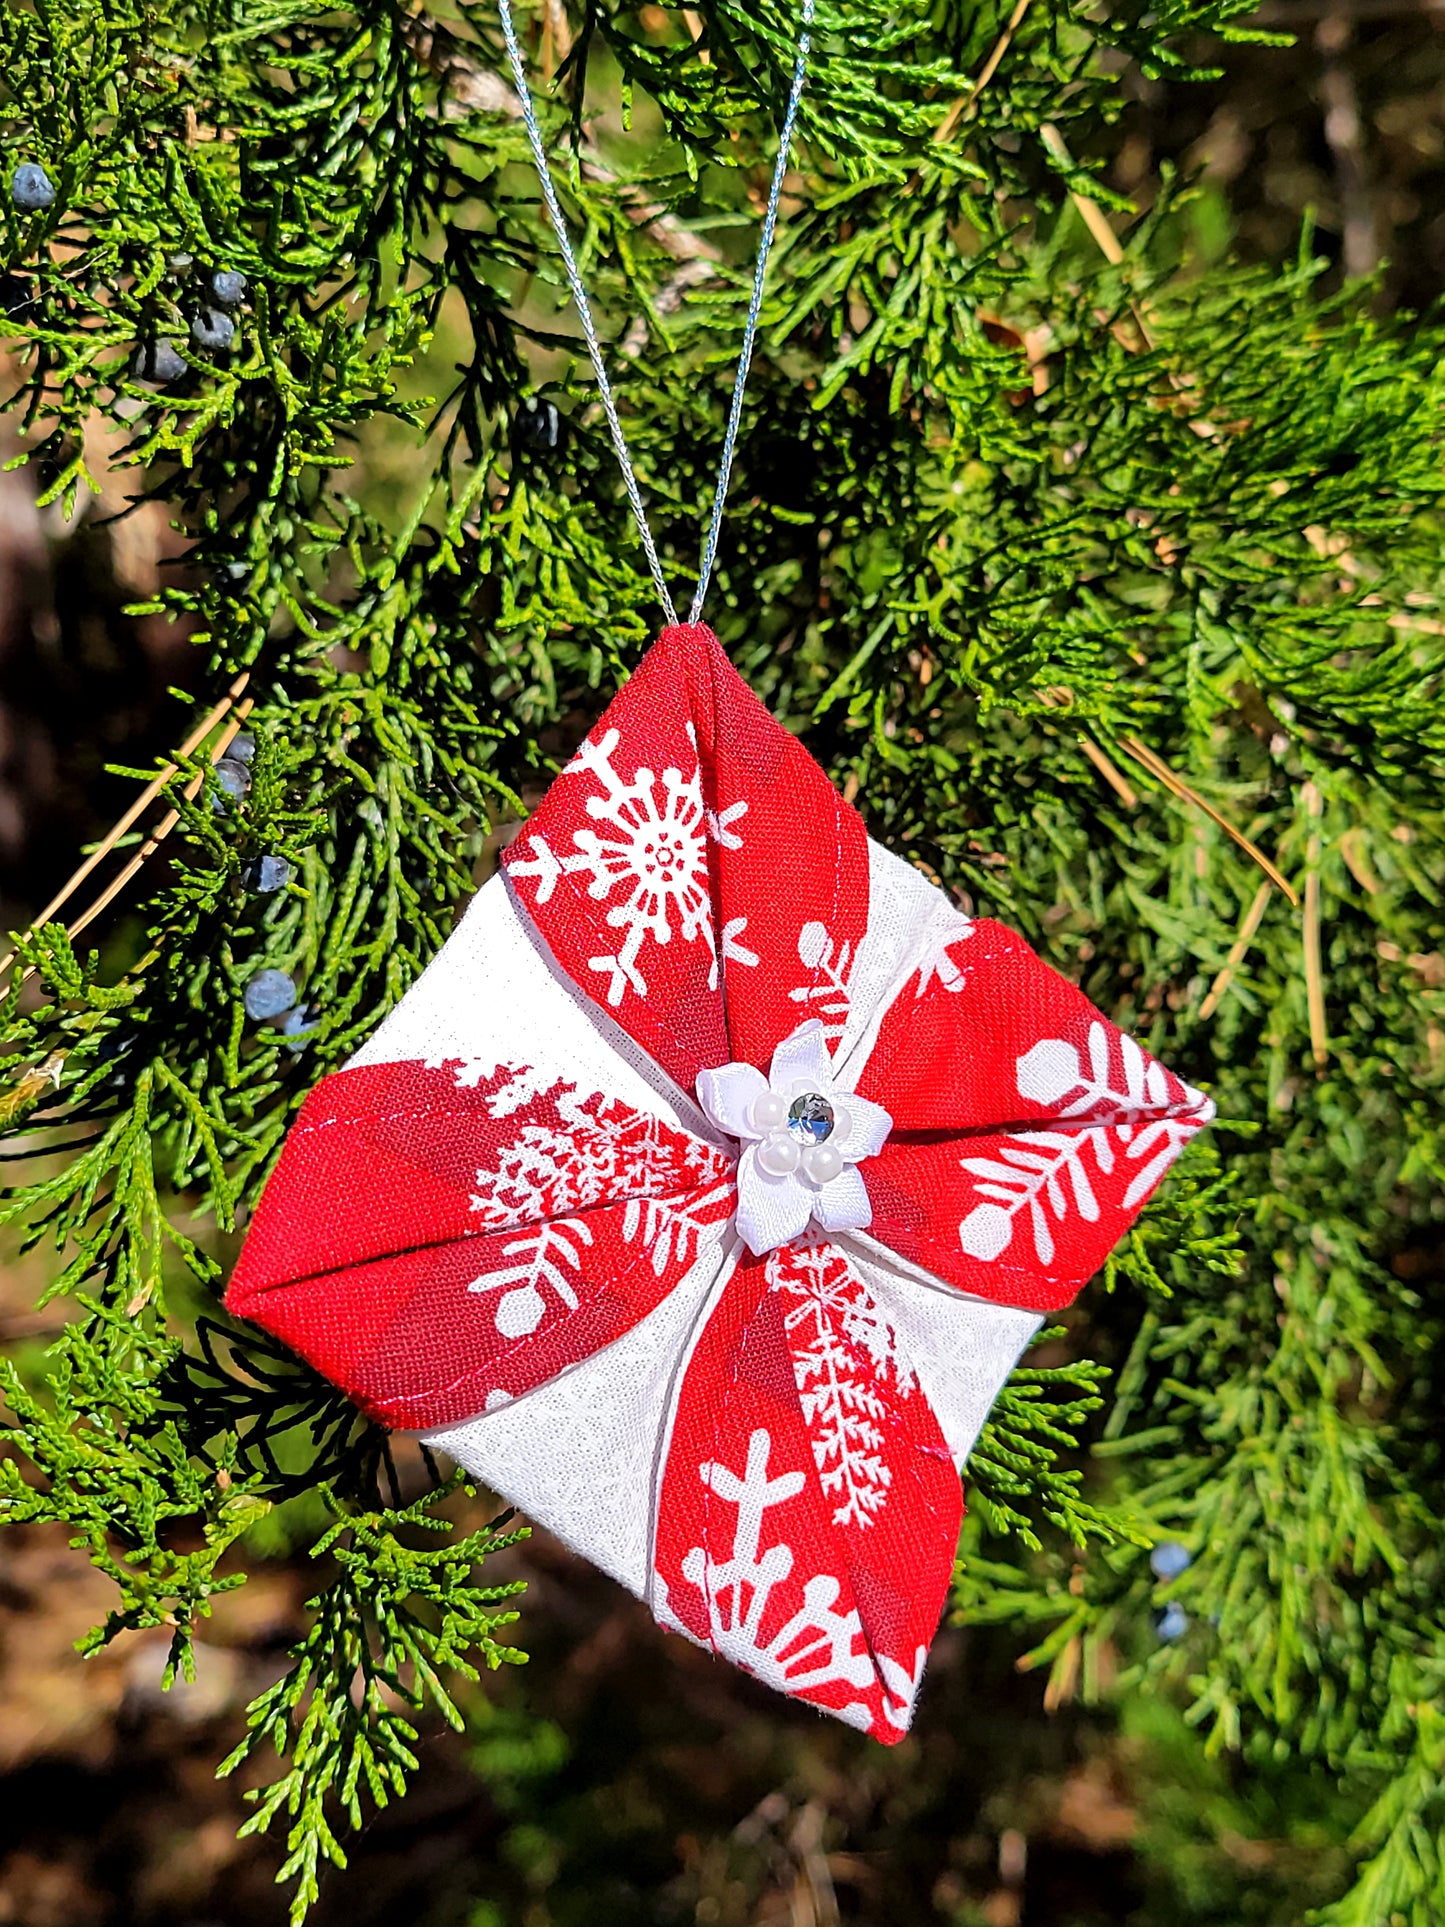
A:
373 1185 737 1427
644 1237 739 1617
817 1246 950 1703
240 1180 734 1299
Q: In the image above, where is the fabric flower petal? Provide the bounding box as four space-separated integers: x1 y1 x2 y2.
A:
696 1060 769 1139
865 1106 1211 1313
734 1145 815 1256
225 872 734 1428
832 1089 893 1163
811 1163 872 1233
502 624 871 1088
855 915 1208 1136
768 1016 833 1094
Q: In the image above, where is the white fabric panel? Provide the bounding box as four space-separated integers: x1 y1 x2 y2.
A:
832 840 975 1091
840 1231 1042 1471
424 1240 737 1598
351 870 717 1144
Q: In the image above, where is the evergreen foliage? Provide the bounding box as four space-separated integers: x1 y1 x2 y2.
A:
1 0 1442 1919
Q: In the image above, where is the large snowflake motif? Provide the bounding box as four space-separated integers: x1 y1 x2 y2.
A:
662 1428 877 1706
510 725 753 1005
768 1240 914 1530
958 1021 1212 1264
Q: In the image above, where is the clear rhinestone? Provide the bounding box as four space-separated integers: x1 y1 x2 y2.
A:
786 1092 835 1145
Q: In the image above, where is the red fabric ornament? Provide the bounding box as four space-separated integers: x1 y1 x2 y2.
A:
228 622 1213 1741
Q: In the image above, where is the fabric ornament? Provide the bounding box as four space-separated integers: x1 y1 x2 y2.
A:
227 620 1214 1743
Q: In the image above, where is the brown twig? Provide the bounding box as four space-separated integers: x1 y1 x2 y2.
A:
679 7 711 66
1302 780 1329 1068
1199 881 1274 1020
1118 735 1300 905
7 699 255 994
1038 121 1159 358
0 672 251 978
933 0 1035 146
1036 689 1137 806
1040 122 1129 268
1078 737 1138 807
619 256 719 359
540 0 572 75
1338 825 1381 894
64 702 255 949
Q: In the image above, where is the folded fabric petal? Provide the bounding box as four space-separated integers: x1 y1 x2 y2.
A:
652 1240 961 1741
503 624 873 1090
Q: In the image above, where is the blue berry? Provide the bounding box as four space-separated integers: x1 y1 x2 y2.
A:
244 969 297 1021
191 308 234 352
132 340 187 384
279 1003 319 1050
1149 1541 1192 1581
11 164 55 212
513 396 562 453
227 728 256 762
1155 1603 1190 1643
212 757 250 812
243 854 291 894
209 269 247 308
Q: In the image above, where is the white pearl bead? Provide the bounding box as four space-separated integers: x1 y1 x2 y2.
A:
756 1134 801 1177
802 1142 844 1185
749 1090 788 1133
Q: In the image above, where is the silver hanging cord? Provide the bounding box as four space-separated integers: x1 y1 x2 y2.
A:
689 0 814 623
496 0 679 623
495 0 815 628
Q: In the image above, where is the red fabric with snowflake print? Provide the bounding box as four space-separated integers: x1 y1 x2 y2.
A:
502 623 870 1092
227 621 1213 1744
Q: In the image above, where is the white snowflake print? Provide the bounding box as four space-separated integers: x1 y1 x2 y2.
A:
622 1178 736 1277
768 1241 914 1530
878 1645 928 1730
469 1219 594 1338
788 921 854 1040
664 1428 877 1699
463 1060 593 1124
706 799 748 849
467 1090 731 1335
957 1021 1215 1264
470 1092 725 1231
509 725 754 1006
912 925 973 997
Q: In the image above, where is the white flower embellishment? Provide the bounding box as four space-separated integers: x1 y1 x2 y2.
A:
696 1020 893 1256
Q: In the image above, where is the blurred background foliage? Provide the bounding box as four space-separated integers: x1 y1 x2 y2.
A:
1 0 1445 1922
